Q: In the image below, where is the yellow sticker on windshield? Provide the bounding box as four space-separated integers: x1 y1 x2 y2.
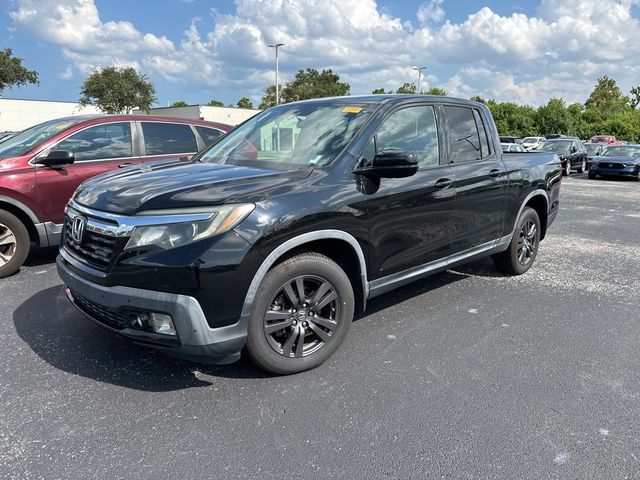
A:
55 124 68 130
342 106 363 113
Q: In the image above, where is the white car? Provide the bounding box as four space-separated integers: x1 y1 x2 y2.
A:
501 142 526 153
522 136 546 150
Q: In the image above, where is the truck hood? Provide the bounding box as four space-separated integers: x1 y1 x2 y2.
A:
74 158 312 215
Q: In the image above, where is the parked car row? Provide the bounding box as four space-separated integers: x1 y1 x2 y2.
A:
0 115 232 278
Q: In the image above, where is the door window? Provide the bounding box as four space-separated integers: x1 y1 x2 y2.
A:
444 106 483 163
195 126 224 146
55 122 133 161
473 110 491 158
375 105 439 167
141 122 198 155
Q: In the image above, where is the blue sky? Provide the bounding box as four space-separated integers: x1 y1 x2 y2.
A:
2 0 639 108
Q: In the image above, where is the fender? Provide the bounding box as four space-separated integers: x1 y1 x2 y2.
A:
240 229 369 319
0 194 41 223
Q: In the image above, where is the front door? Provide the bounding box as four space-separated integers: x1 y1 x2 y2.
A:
361 104 455 281
35 121 140 224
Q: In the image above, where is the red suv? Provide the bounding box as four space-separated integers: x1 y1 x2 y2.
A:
0 115 231 277
589 135 621 145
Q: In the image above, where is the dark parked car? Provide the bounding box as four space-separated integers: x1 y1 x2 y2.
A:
0 115 231 277
539 138 587 175
584 142 604 168
57 95 561 374
588 145 640 180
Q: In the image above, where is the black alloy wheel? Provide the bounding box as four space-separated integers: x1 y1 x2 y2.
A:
245 252 354 374
263 274 340 358
516 219 538 267
492 206 541 276
564 160 571 176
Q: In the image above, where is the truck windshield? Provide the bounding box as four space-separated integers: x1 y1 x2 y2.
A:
197 101 374 169
0 118 81 159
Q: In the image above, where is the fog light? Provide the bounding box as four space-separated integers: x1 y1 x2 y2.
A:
150 313 176 336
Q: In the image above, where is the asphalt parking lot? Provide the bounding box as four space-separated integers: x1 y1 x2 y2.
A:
1 174 639 480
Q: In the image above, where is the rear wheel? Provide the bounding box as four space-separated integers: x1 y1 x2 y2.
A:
493 207 541 276
588 171 597 179
245 252 354 375
0 210 30 279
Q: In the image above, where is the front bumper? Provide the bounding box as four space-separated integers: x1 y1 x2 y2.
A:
57 255 248 364
590 164 639 177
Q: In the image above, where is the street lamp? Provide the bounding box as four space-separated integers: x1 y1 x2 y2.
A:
268 43 285 105
413 66 427 94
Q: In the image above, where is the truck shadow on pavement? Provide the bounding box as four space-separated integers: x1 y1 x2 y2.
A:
14 265 485 391
13 285 273 391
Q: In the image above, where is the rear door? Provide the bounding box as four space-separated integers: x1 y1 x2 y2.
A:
138 121 200 162
363 103 455 280
444 105 508 252
35 121 140 224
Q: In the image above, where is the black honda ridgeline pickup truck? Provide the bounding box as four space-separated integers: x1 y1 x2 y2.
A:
57 95 561 374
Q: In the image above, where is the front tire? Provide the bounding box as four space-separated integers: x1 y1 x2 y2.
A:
563 161 571 176
493 207 541 276
577 158 586 174
245 252 354 375
588 171 597 180
0 210 30 279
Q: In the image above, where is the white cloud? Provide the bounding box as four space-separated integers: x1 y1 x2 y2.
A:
417 0 445 24
9 0 640 106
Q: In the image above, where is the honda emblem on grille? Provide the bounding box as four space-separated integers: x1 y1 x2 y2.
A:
71 216 87 244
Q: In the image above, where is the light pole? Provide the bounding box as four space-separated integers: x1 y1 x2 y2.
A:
268 43 285 105
413 66 427 94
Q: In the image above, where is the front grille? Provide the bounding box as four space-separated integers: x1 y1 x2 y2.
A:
63 215 120 269
602 163 624 169
72 291 132 330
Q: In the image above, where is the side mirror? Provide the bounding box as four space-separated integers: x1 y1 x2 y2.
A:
37 150 75 167
357 150 419 178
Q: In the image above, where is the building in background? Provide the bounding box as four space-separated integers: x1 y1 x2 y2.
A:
133 105 260 126
0 98 101 132
0 99 261 133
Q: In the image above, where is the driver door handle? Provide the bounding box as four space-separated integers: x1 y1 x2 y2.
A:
434 178 452 189
488 169 502 178
118 162 134 168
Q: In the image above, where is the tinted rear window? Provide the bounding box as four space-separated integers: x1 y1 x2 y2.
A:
141 122 197 155
445 106 482 163
195 126 224 146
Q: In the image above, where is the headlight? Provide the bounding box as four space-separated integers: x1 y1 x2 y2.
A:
125 204 254 251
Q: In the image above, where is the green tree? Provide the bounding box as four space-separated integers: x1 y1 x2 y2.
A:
487 102 537 136
206 99 224 107
584 76 629 111
170 100 188 107
371 87 388 94
423 87 447 96
258 85 279 109
0 48 39 94
282 68 350 103
236 97 253 109
535 98 572 135
80 67 155 113
630 86 640 109
470 95 488 104
396 82 416 94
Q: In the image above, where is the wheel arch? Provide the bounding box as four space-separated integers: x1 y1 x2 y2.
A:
0 199 40 246
524 194 549 240
241 230 369 318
